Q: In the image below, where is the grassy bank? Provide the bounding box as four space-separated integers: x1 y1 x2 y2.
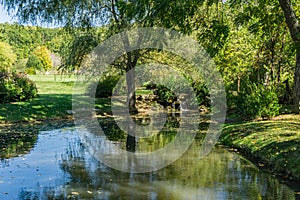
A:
221 114 300 180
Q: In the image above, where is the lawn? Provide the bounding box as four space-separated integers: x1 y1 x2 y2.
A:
0 75 75 123
221 114 300 180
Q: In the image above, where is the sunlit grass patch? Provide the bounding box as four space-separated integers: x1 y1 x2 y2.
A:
221 115 300 179
0 75 75 123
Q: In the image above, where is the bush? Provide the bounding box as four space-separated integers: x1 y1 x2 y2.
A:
87 73 121 98
152 81 210 108
234 84 280 119
25 67 37 75
192 82 210 107
153 85 176 106
0 72 38 103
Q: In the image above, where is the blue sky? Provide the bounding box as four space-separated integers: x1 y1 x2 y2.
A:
0 5 57 27
0 5 16 23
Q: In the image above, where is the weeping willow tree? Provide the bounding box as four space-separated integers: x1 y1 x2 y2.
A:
1 0 206 113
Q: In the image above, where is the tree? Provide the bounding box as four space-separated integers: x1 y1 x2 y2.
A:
1 0 203 113
228 0 299 113
25 54 43 74
0 41 17 72
278 0 300 113
31 46 53 72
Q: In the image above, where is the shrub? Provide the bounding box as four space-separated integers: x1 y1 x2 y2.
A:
192 82 210 107
152 81 210 108
87 73 121 98
153 85 176 106
0 72 38 103
235 84 280 119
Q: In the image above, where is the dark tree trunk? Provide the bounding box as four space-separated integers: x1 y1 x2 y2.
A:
294 52 300 112
126 115 136 152
279 0 300 113
237 75 241 93
126 135 136 152
126 68 138 114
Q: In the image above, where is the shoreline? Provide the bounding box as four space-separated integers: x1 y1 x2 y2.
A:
220 114 300 182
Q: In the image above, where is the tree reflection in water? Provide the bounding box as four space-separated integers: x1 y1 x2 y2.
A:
20 116 297 199
0 132 37 159
7 114 298 200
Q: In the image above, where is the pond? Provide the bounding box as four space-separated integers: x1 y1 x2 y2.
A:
0 124 299 200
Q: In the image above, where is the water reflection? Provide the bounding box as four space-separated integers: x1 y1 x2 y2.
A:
78 112 198 173
0 132 37 159
0 127 298 199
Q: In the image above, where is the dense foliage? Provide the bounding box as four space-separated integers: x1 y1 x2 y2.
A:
0 72 38 103
89 73 121 98
232 84 281 119
25 46 53 74
0 41 17 72
0 23 73 73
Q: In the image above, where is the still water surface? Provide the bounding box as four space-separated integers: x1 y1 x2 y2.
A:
0 127 298 199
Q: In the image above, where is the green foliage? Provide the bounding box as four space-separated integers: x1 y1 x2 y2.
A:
26 55 42 74
61 33 99 71
25 67 38 75
0 23 68 60
234 84 280 119
88 73 121 98
151 81 210 108
192 82 210 107
153 85 176 106
14 58 28 72
0 41 17 72
25 46 53 73
34 46 53 71
0 72 38 103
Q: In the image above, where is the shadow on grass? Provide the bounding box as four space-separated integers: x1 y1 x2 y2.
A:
221 118 300 180
0 94 73 123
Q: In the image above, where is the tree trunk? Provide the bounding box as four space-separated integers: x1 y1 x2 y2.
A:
279 0 300 113
294 51 300 112
237 75 241 93
126 68 138 114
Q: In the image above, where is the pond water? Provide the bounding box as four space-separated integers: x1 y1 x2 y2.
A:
0 125 299 200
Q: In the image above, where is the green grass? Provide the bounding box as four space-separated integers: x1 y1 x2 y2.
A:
27 74 76 82
221 114 300 180
136 88 153 95
0 75 75 122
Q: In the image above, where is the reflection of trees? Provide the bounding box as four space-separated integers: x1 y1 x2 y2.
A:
0 132 37 159
13 116 297 199
54 128 296 199
157 143 295 200
97 112 180 153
